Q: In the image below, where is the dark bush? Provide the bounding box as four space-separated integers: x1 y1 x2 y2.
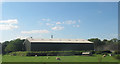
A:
114 54 120 60
114 51 120 54
101 50 112 53
90 50 95 54
95 50 112 55
9 51 29 56
95 51 102 54
8 51 91 56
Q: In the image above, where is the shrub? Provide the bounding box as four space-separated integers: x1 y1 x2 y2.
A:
95 51 102 54
114 51 120 54
8 51 93 56
114 54 120 60
101 50 112 53
95 50 112 55
9 51 29 56
90 50 95 54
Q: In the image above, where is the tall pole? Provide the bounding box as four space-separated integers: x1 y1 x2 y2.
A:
118 1 120 40
118 1 120 52
51 35 53 39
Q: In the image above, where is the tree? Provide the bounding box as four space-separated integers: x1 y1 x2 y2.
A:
5 39 25 53
88 38 103 47
88 38 105 51
102 39 107 43
2 41 10 54
118 40 120 51
110 38 118 43
5 43 17 53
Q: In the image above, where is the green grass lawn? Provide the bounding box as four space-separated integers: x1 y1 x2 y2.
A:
0 55 2 63
2 55 119 62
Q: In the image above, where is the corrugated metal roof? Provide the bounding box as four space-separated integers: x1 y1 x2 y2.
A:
27 38 93 43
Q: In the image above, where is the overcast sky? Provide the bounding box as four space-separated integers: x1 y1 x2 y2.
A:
0 2 118 42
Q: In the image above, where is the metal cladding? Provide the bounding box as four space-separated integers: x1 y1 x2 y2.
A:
27 38 93 43
24 38 94 51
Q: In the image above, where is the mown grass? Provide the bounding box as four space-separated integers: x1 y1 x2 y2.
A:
0 55 2 63
2 55 119 62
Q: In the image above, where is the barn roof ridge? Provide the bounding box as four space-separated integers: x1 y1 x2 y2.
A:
26 38 93 43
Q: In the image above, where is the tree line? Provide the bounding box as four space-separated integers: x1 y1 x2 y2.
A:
1 38 120 54
88 38 120 51
2 39 25 54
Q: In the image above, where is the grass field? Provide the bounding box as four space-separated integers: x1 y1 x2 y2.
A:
2 55 119 62
0 55 2 63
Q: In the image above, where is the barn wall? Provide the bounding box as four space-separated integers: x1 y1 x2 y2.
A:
31 43 94 51
24 40 31 51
